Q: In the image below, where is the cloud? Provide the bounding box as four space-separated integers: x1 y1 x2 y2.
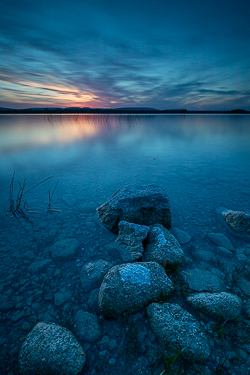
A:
0 0 250 109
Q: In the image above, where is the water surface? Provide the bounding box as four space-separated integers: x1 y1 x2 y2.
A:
0 114 250 374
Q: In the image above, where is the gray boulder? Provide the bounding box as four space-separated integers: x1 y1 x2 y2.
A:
144 224 184 267
19 322 86 375
50 238 80 261
181 269 225 292
96 184 172 233
99 262 174 316
207 232 234 251
116 220 149 261
187 292 242 319
80 259 113 293
147 303 210 361
74 311 101 342
217 208 250 241
171 227 191 244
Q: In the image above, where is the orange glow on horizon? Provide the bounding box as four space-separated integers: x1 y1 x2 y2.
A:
0 75 112 108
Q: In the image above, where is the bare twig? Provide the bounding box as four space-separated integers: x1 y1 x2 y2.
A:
47 180 61 213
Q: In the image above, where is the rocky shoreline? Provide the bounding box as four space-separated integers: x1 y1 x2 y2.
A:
0 184 250 374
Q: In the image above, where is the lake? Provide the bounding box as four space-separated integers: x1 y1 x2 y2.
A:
0 114 250 374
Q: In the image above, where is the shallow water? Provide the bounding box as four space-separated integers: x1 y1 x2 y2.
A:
0 114 250 374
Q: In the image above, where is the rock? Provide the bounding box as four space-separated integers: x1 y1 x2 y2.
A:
192 250 215 263
207 232 234 251
147 303 210 361
74 311 101 342
216 246 234 258
217 207 250 241
19 322 86 375
171 227 191 244
50 238 80 261
0 295 15 312
88 288 101 313
116 221 149 261
237 277 250 297
144 224 184 267
187 292 242 319
27 259 52 273
99 262 174 316
96 184 172 233
54 290 72 307
80 259 113 293
181 269 225 292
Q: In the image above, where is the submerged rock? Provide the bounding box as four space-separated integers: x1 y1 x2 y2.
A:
99 262 174 316
19 322 86 375
187 292 242 319
96 184 172 233
80 259 113 293
217 207 250 241
74 311 101 342
147 303 211 361
171 227 191 244
181 269 225 292
207 232 234 251
50 238 80 261
144 224 184 267
116 220 149 262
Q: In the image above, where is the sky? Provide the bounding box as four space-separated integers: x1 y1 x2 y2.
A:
0 0 250 110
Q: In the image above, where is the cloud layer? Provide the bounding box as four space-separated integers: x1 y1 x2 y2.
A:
0 0 250 109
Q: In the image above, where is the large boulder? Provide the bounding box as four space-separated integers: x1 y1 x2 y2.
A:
217 207 250 241
80 259 113 293
50 238 80 261
147 303 211 361
187 292 242 319
116 220 149 262
144 224 184 267
99 262 174 316
19 322 86 375
96 184 172 233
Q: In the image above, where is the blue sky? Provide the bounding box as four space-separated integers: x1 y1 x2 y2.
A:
0 0 250 109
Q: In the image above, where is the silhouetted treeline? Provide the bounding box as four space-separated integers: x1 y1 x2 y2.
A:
0 107 249 114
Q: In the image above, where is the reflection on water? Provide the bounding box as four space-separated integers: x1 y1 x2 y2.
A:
0 114 250 374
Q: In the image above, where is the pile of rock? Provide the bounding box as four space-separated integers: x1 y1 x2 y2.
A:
19 184 245 373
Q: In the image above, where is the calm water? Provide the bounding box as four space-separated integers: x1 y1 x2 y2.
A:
0 114 250 374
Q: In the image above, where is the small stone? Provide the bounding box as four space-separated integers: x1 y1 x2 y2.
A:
144 224 184 267
50 238 80 261
187 292 242 319
171 227 191 244
54 290 72 307
217 208 250 241
116 221 149 262
181 269 225 292
74 311 101 343
27 259 52 273
207 232 234 251
80 259 113 293
216 246 234 258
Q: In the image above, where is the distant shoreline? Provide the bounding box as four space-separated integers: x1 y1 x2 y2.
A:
0 108 249 115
